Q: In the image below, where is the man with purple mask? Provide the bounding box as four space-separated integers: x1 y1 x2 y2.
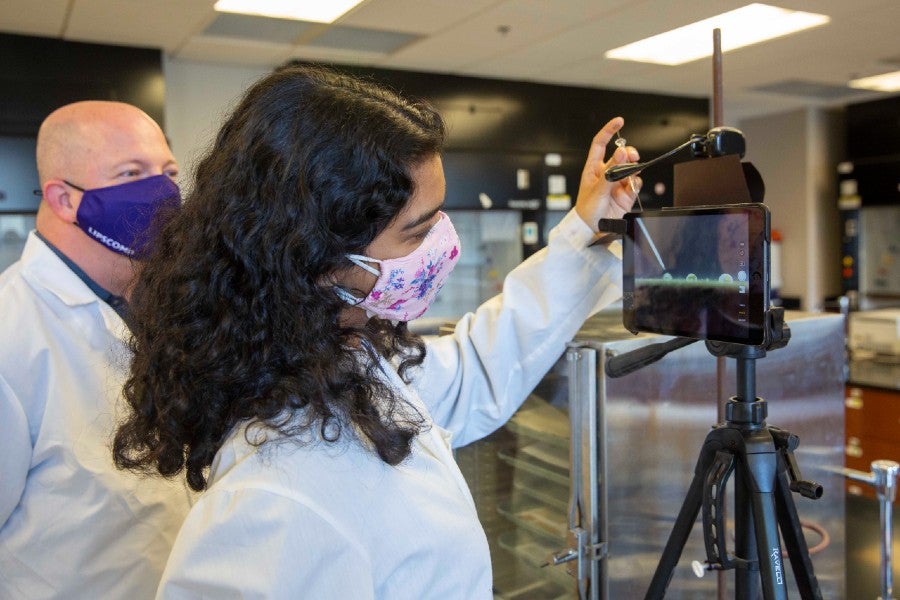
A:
0 101 192 597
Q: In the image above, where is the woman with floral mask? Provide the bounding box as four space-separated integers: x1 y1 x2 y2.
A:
113 64 640 598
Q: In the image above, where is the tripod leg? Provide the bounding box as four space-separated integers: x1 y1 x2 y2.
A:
774 456 823 600
743 443 789 600
644 468 705 600
733 468 761 600
750 489 787 600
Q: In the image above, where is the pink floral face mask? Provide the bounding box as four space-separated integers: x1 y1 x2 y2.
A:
338 212 460 322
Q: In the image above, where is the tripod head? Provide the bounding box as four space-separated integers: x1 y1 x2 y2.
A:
707 307 791 429
705 306 791 361
605 308 789 380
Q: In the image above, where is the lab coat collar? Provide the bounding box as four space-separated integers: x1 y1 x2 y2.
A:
19 231 129 340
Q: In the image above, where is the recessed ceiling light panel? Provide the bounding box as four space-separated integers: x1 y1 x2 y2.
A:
849 70 900 92
605 3 830 66
214 0 365 24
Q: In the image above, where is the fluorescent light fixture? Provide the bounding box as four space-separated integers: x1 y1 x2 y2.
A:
849 70 900 92
214 0 365 24
605 3 830 66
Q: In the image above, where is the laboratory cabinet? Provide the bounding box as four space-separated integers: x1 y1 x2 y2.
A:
845 360 900 503
456 310 846 599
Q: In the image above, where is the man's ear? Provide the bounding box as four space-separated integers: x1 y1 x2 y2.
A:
42 180 78 224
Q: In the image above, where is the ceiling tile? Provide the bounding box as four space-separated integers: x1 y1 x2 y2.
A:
0 0 69 38
175 35 292 67
65 0 216 51
338 0 499 34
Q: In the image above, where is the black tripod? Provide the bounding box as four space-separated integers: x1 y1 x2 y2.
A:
640 310 824 599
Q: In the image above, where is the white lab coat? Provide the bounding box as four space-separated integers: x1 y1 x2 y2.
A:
156 209 623 599
0 233 193 599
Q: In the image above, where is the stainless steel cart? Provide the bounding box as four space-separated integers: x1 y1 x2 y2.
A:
457 309 846 599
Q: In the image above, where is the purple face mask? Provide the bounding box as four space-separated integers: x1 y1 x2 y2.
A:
66 175 181 258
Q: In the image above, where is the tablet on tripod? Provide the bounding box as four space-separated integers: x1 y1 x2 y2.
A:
622 203 771 346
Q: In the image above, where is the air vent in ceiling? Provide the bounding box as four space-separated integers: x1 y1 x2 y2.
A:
751 79 873 100
203 13 315 44
202 13 419 54
306 25 418 54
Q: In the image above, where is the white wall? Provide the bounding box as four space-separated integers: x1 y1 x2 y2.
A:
163 57 269 190
739 108 844 311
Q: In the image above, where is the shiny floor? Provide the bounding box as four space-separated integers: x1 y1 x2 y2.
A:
845 492 899 600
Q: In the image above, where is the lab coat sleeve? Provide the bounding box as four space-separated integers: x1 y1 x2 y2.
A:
415 209 623 447
157 486 375 600
0 374 31 527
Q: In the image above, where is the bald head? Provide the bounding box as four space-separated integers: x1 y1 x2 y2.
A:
37 101 172 186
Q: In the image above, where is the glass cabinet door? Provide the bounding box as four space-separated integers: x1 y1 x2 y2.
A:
0 213 36 272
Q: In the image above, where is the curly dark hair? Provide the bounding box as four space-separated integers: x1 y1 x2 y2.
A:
113 64 447 491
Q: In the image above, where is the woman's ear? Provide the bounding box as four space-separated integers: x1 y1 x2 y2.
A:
42 180 78 224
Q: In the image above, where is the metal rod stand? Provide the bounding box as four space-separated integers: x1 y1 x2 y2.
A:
843 460 899 600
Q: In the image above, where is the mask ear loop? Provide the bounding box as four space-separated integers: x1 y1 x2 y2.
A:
333 286 363 305
62 180 86 192
59 180 86 223
346 254 382 277
334 254 382 306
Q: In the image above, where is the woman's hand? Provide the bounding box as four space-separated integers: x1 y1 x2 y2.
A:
574 116 642 233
